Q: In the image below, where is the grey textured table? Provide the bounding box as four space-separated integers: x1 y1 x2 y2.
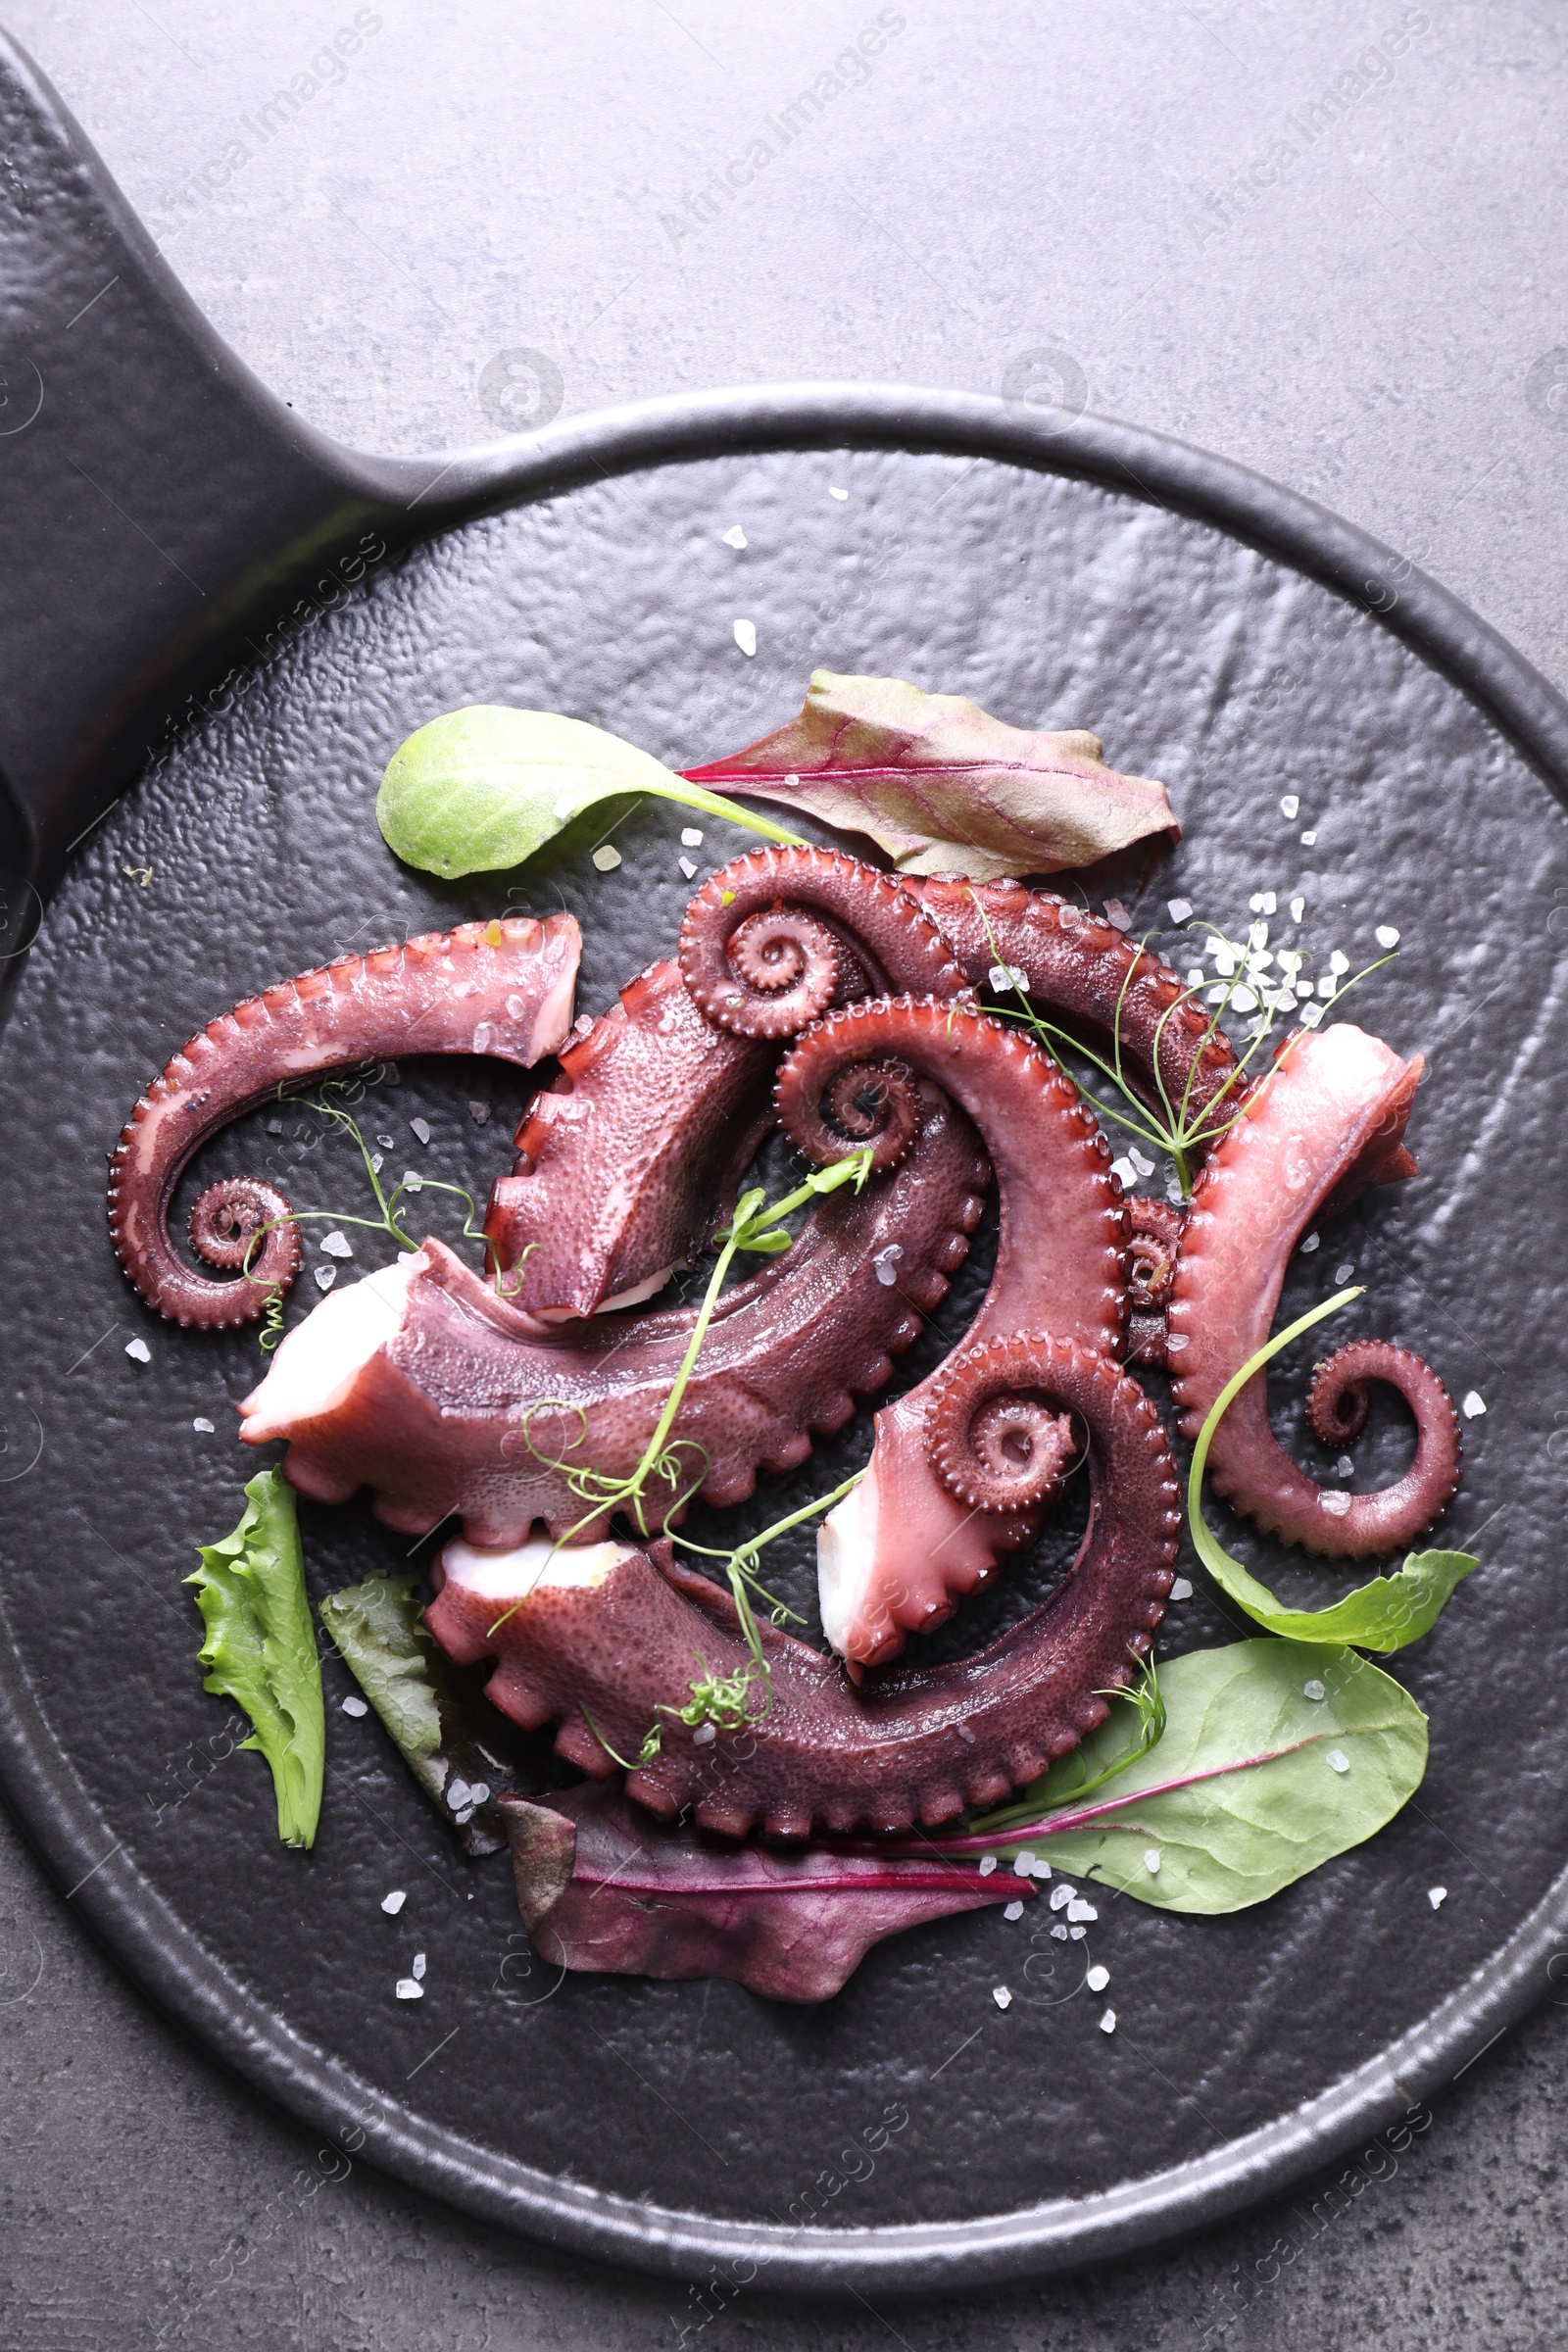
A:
2 4 1565 2345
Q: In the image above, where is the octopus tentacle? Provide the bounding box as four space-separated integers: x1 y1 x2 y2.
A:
774 994 1126 1665
186 1177 302 1298
425 1333 1179 1838
238 1084 991 1544
1124 1196 1185 1367
1169 1021 1461 1557
678 847 967 1039
108 914 580 1330
1305 1341 1460 1514
909 877 1241 1135
927 1337 1077 1514
484 959 775 1318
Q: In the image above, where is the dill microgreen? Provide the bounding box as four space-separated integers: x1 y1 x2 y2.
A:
968 888 1396 1199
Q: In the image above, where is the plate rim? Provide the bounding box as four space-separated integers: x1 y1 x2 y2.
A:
4 380 1566 2292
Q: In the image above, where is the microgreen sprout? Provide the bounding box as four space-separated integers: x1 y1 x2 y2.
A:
969 889 1396 1199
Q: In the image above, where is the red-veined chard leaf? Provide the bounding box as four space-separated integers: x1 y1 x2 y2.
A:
186 1468 323 1849
377 705 804 879
1189 1288 1478 1651
498 1781 1028 2000
944 1638 1429 1914
679 669 1179 880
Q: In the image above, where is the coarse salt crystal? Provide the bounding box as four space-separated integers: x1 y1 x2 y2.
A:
1100 2007 1117 2034
592 843 622 872
1320 1490 1352 1517
1168 899 1193 923
1086 1963 1110 1991
678 857 698 880
1164 1332 1190 1352
721 523 748 549
988 963 1014 992
1337 1455 1354 1478
447 1779 471 1811
321 1231 354 1259
395 1978 423 2000
342 1694 368 1718
993 1984 1012 2010
467 1784 490 1805
1212 949 1236 976
1290 895 1306 921
1327 1748 1350 1774
1204 987 1228 1005
1303 1679 1326 1701
784 772 800 786
1186 965 1205 987
1013 1850 1037 1878
412 1951 427 1981
1129 1147 1155 1176
192 1416 215 1433
1230 987 1258 1012
1462 1390 1486 1418
125 1338 151 1363
369 1153 385 1174
1051 1923 1069 1940
1329 950 1350 975
1067 1898 1098 1923
1030 1859 1053 1880
1375 925 1400 950
1069 1925 1087 1941
1316 977 1337 1000
410 1117 431 1146
1428 1886 1447 1910
1280 795 1299 819
978 1854 998 1876
1335 1261 1355 1283
872 1243 904 1287
1299 1233 1320 1253
1169 1576 1193 1600
681 827 704 847
314 1266 336 1292
829 485 850 500
402 1171 423 1192
1278 949 1303 973
381 1889 406 1914
733 618 757 657
692 1723 716 1745
1299 1003 1324 1026
1300 828 1317 845
551 794 575 820
1050 1883 1074 1911
1004 1899 1025 1921
467 1102 490 1125
1110 1157 1137 1187
1103 900 1131 931
1143 1848 1160 1874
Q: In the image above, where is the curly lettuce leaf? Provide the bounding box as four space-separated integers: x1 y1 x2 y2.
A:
680 669 1179 879
187 1469 323 1849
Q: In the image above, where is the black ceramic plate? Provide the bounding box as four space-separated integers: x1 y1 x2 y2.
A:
3 37 1568 2302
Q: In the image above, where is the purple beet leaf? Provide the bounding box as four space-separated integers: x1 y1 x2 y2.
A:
497 1782 1030 2002
680 669 1179 881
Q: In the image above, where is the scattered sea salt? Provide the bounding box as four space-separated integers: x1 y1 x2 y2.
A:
1320 1490 1352 1517
1337 1456 1354 1478
1462 1390 1487 1419
314 1266 336 1292
988 963 1013 992
1290 895 1306 921
412 1951 427 1981
1050 1883 1074 1912
1102 899 1131 931
1168 898 1193 923
342 1694 368 1718
1110 1157 1139 1189
467 1102 490 1125
192 1416 215 1433
872 1244 904 1287
678 857 698 880
125 1338 151 1363
467 1784 491 1805
1300 828 1317 846
551 794 575 820
1100 2008 1117 2034
1327 1748 1350 1774
381 1889 407 1914
1278 949 1303 973
1211 947 1236 976
1230 985 1259 1012
1069 1925 1087 1941
1067 1898 1098 1923
1164 1332 1190 1352
1169 1576 1193 1600
377 1134 396 1151
1302 1679 1326 1701
402 1171 423 1193
721 523 748 549
1186 965 1205 987
1299 1233 1320 1253
681 827 704 847
1335 1261 1355 1283
993 1985 1012 2010
1128 1147 1155 1177
592 843 622 872
733 617 758 657
1428 1886 1447 1910
784 771 800 786
1329 950 1350 976
1013 1850 1038 1878
1004 1900 1025 1921
829 485 850 500
395 1979 423 2001
1143 1848 1160 1874
692 1723 716 1745
1249 891 1277 915
1086 1963 1110 1991
1375 925 1400 950
1298 1003 1324 1026
410 1117 431 1146
977 1854 997 1877
1280 795 1299 819
1051 1924 1069 1940
320 1231 354 1259
267 1117 284 1135
447 1779 472 1811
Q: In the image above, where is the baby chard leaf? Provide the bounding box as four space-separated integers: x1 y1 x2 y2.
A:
187 1469 324 1849
681 669 1179 880
965 1639 1429 1914
377 706 803 880
1189 1289 1478 1651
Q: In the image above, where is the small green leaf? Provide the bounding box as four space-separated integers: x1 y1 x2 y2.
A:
377 706 804 880
1188 1287 1478 1651
187 1470 323 1849
981 1639 1428 1913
